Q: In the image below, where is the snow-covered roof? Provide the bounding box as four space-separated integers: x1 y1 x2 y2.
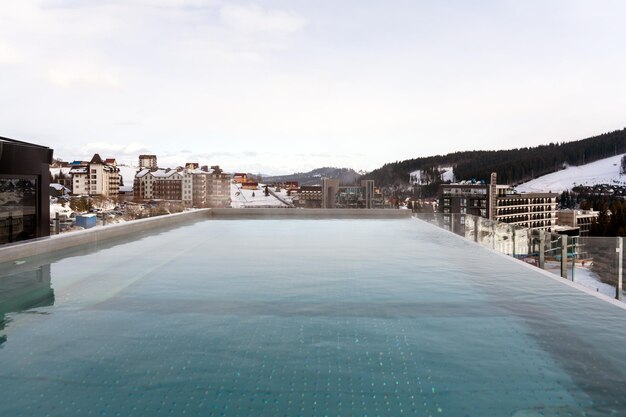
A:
50 183 70 191
69 166 88 174
135 168 152 178
152 169 181 178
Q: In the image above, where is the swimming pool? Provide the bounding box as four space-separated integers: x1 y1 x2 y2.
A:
1 218 625 416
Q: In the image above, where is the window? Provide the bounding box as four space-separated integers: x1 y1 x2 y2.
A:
0 177 38 244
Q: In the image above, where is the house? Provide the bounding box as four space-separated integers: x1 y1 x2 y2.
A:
233 173 248 184
241 181 259 190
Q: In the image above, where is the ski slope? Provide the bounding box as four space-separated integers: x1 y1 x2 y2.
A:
516 154 626 193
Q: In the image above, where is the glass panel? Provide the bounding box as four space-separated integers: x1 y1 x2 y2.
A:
0 177 38 244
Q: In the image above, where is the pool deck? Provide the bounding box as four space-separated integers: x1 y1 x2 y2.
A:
0 208 411 263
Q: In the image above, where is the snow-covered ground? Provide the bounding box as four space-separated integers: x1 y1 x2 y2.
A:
410 166 454 185
50 202 73 218
230 182 290 208
542 261 617 297
516 153 626 193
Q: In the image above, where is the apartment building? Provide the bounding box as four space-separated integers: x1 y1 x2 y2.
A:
557 209 599 236
439 173 557 231
69 154 120 197
134 165 231 207
294 179 383 209
134 168 182 201
138 155 157 169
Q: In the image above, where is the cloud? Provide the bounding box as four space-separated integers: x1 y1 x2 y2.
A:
0 43 24 64
220 4 306 33
39 0 220 10
75 141 151 160
47 64 120 88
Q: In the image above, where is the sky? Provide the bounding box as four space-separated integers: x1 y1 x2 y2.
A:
1 0 626 175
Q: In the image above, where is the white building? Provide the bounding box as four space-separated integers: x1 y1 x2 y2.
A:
69 154 120 197
134 164 230 207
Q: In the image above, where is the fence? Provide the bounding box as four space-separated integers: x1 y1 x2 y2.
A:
414 212 624 301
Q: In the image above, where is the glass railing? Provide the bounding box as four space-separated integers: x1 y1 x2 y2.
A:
414 212 625 302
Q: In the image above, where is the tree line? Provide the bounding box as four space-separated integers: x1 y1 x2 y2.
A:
364 128 626 192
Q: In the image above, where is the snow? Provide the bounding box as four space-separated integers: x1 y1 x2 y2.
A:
50 167 72 177
50 202 73 218
516 153 626 193
542 261 617 297
410 166 454 185
230 182 290 208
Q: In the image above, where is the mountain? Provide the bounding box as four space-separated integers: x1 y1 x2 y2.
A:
263 167 362 186
516 153 626 194
364 128 626 192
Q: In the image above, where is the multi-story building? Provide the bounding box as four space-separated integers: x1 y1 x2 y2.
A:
134 168 182 201
295 179 383 209
69 154 120 197
138 155 157 169
134 165 231 207
0 136 53 243
439 173 557 231
557 209 599 236
297 186 323 208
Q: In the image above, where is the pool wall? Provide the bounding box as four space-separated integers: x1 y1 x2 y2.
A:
210 207 412 219
0 209 212 263
0 208 411 263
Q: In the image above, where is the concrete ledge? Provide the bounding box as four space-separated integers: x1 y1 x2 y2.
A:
0 209 211 263
210 208 412 219
0 208 410 263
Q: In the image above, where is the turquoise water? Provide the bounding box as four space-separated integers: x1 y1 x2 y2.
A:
1 219 626 416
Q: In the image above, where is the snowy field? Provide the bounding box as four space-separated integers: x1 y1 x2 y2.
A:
516 153 626 193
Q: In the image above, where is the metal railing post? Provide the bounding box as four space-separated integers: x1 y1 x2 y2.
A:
55 212 60 235
512 227 516 258
474 216 479 243
539 231 545 269
617 237 623 301
561 235 568 279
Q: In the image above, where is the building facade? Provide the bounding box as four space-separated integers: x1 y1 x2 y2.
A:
0 136 53 243
557 209 599 236
134 165 231 207
139 155 157 169
439 173 557 231
69 154 120 197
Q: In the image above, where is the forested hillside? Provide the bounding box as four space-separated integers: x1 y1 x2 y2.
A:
364 128 626 187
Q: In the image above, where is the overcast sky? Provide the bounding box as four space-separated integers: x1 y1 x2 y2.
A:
1 1 625 174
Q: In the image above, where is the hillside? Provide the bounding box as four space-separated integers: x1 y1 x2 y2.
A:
263 167 362 186
516 153 626 193
364 128 626 191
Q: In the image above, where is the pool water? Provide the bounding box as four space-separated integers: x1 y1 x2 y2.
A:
1 219 625 416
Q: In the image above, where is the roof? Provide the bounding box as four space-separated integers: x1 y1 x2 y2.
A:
90 153 104 164
0 135 51 150
69 166 88 174
50 183 70 191
104 158 116 164
135 168 152 178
